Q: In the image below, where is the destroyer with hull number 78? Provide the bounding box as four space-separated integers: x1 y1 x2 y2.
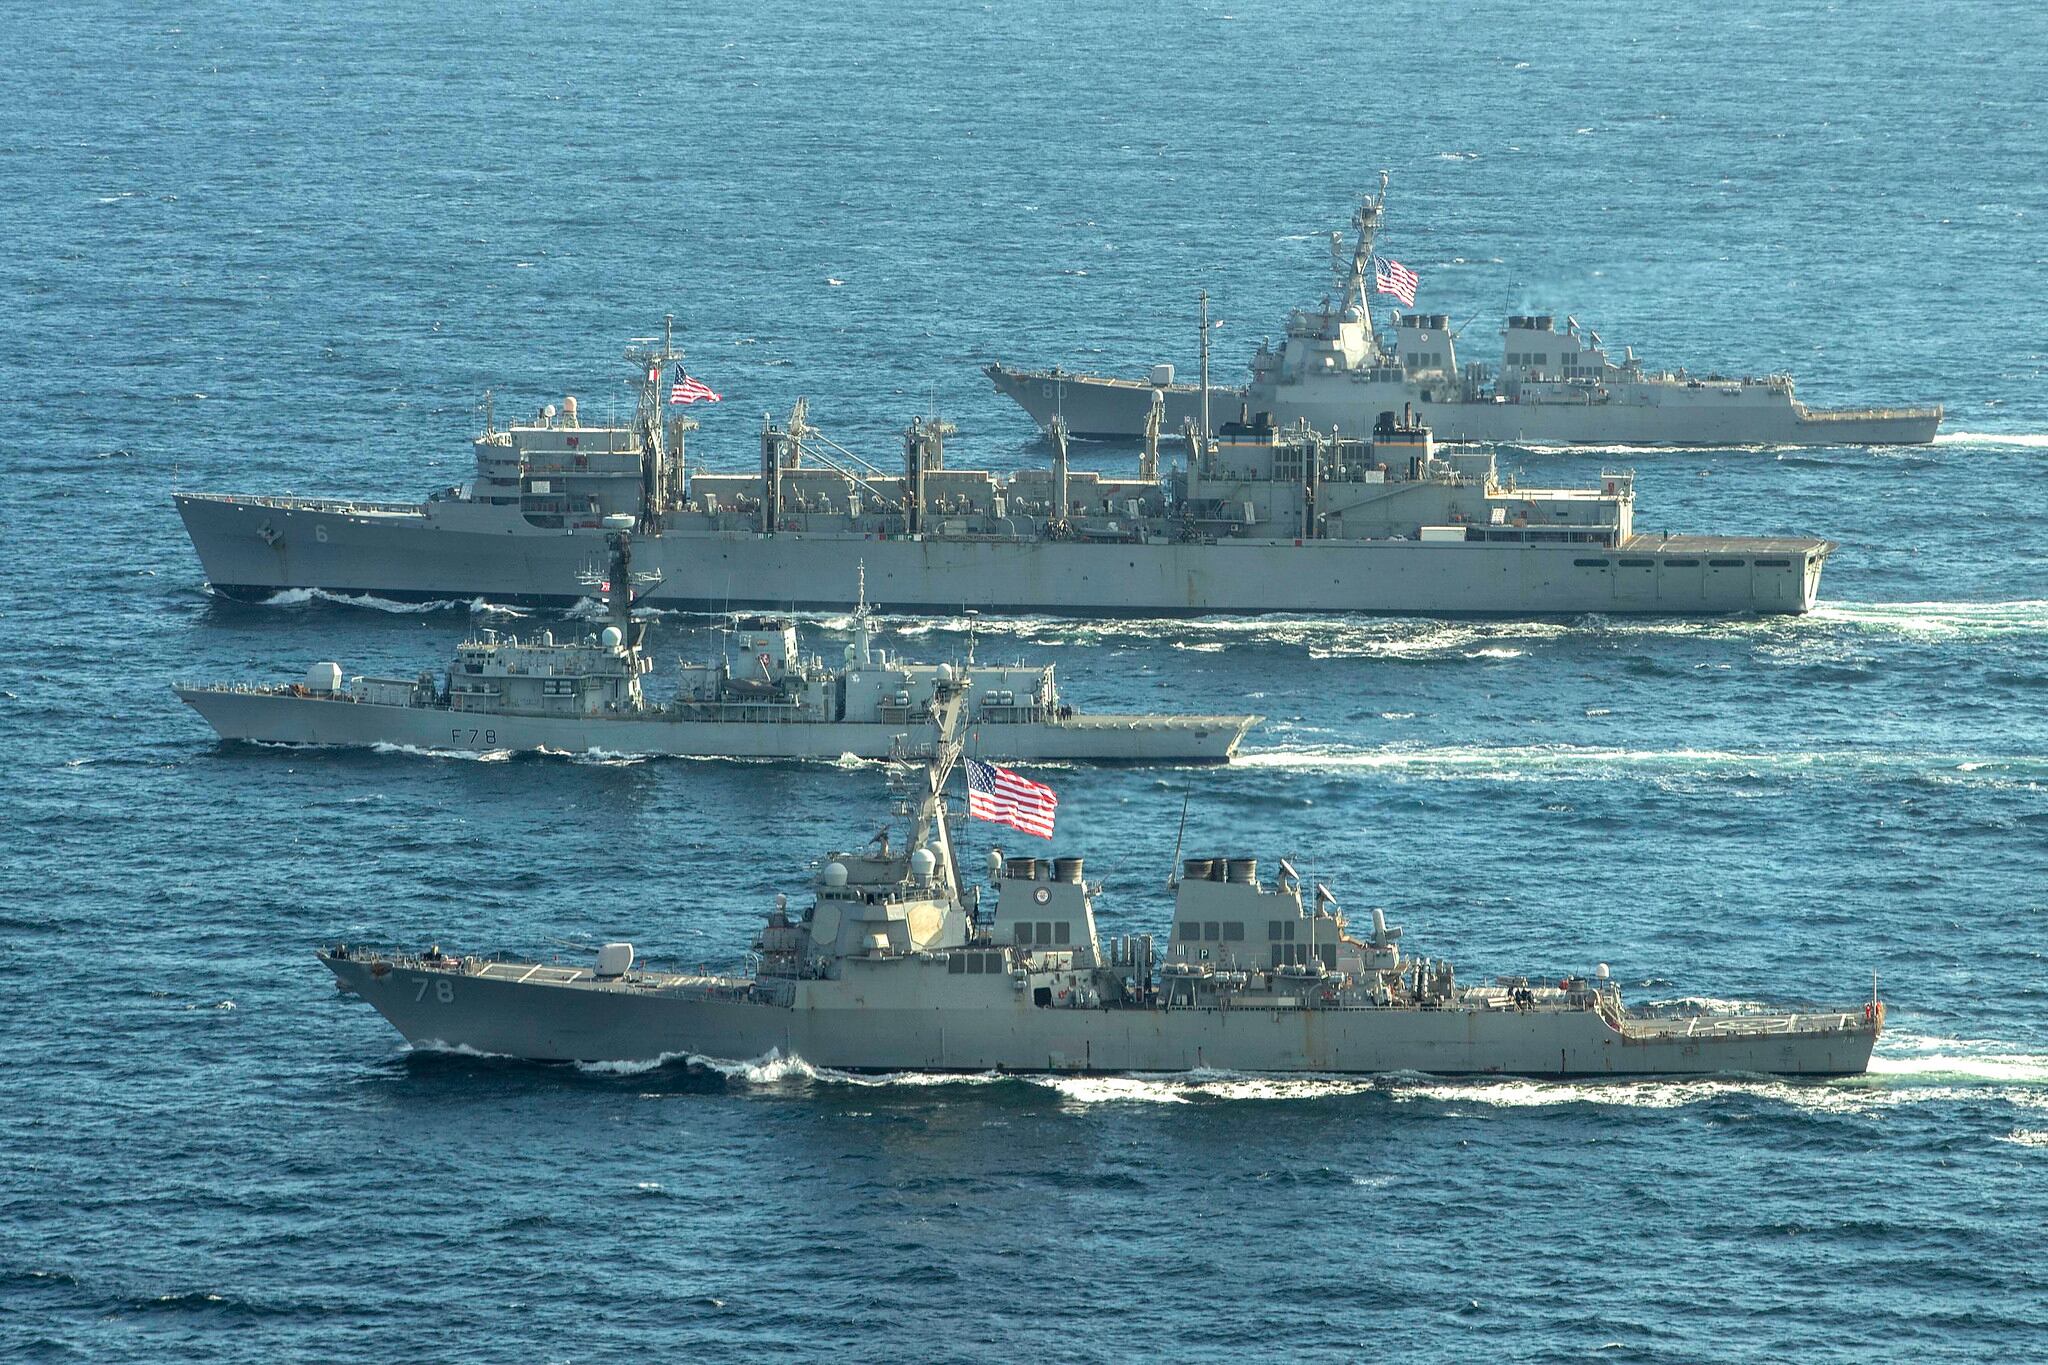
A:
322 684 1885 1076
175 537 1257 763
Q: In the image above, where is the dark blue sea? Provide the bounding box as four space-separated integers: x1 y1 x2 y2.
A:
4 1 2046 1360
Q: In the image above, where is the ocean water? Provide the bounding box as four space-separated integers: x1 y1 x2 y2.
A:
3 0 2046 1360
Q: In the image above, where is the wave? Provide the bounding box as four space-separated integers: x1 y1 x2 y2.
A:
1233 743 2047 784
1933 430 2048 449
368 742 514 762
1808 600 2048 638
246 587 523 615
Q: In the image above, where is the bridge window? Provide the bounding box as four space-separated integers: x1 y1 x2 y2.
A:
1618 558 1655 568
1223 922 1245 942
967 955 986 975
1574 558 1610 568
949 954 965 974
1709 559 1745 568
1054 922 1071 946
1204 922 1221 942
1754 558 1792 567
1665 558 1700 567
1015 923 1035 945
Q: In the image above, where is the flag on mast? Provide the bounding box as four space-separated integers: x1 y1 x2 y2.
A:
1372 256 1419 306
965 758 1057 839
670 367 722 405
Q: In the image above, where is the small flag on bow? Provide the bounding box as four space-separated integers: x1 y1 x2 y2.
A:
965 757 1057 839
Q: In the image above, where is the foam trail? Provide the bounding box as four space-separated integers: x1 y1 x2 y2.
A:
1933 431 2048 449
246 587 518 615
1809 599 2048 638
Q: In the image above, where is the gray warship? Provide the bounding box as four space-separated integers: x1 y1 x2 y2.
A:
320 685 1884 1075
987 178 1941 446
175 539 1256 762
176 326 1833 616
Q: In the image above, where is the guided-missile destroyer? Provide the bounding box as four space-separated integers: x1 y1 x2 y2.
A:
987 177 1941 446
176 325 1833 616
176 536 1256 762
321 684 1884 1076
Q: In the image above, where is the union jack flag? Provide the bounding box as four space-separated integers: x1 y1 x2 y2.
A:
1373 255 1419 307
965 758 1057 839
670 367 722 406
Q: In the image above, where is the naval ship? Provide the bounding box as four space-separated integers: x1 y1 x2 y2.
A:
987 178 1941 446
176 328 1833 616
175 536 1256 762
321 684 1884 1075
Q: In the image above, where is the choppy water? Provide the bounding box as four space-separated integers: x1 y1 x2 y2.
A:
4 0 2046 1360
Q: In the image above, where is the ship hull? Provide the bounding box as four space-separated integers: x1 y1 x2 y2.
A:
179 495 1827 616
175 688 1253 762
988 365 1942 446
324 956 1877 1077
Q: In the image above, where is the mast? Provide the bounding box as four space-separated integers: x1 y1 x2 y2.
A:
1048 414 1071 531
1198 290 1211 440
910 680 968 904
1141 388 1163 482
1339 174 1391 364
852 561 873 666
624 316 686 535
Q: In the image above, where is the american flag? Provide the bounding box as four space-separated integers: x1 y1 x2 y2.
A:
965 757 1057 839
1372 255 1419 307
670 367 722 406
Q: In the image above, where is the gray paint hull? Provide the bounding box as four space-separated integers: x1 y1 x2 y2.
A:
987 365 1942 446
179 495 1825 616
326 957 1877 1078
175 688 1251 762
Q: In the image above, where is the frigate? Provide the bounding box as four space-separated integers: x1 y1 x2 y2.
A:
321 685 1884 1076
175 535 1256 762
176 325 1833 616
987 177 1942 446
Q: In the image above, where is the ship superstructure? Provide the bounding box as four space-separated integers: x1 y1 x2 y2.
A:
176 339 1833 616
987 178 1941 446
320 689 1884 1076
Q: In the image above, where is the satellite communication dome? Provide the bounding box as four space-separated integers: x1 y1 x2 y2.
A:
937 663 956 684
910 848 937 882
600 625 624 649
822 861 849 888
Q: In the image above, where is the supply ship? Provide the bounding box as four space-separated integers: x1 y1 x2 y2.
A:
321 685 1884 1075
176 542 1256 762
176 328 1833 616
987 178 1941 446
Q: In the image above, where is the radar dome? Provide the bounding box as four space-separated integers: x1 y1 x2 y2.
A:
602 513 635 531
1595 962 1611 980
600 625 624 649
937 663 955 684
910 848 937 883
822 861 849 888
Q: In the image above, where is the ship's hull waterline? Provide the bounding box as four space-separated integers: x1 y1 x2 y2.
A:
176 688 1253 762
986 366 1943 446
178 495 1828 616
323 956 1879 1078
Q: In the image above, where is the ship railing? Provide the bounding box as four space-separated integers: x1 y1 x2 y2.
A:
199 493 427 517
1793 405 1943 423
1623 1011 1861 1039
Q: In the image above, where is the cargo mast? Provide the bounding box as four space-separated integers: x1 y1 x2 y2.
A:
625 316 688 534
